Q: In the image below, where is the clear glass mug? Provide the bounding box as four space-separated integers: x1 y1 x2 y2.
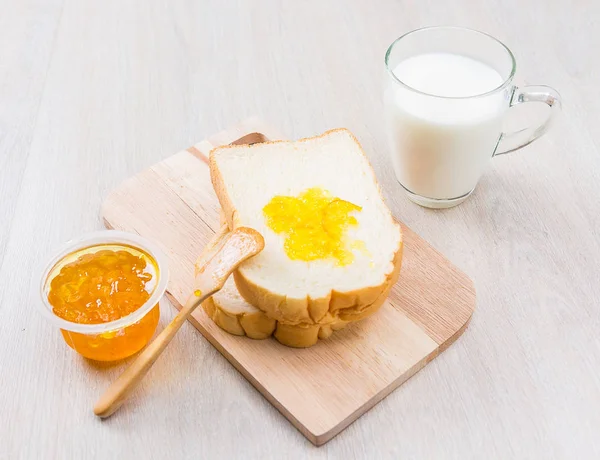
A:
384 26 561 209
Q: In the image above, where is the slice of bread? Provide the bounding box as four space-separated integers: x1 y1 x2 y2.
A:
203 276 348 347
200 217 349 347
202 277 276 339
210 128 403 326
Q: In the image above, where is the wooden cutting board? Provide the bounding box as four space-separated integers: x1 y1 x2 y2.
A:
102 118 475 446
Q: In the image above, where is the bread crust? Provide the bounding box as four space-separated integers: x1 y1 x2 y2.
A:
202 289 351 347
201 252 401 346
209 128 403 327
202 295 277 339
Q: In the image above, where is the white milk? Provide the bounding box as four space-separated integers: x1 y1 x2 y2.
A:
386 52 508 201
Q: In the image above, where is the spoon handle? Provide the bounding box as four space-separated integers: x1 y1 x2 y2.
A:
93 227 264 418
93 291 210 418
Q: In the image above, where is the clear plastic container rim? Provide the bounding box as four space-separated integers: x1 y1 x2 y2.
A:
38 230 169 334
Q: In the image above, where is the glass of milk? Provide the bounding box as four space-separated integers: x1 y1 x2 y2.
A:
384 26 561 208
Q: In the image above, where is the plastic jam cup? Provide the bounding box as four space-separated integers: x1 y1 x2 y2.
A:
39 231 169 361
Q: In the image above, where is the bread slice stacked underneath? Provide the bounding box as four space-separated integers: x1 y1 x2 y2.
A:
203 128 403 347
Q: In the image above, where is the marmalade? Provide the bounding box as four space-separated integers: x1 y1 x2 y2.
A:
263 187 363 265
47 245 160 361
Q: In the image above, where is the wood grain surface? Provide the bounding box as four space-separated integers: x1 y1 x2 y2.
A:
101 120 475 445
1 0 599 458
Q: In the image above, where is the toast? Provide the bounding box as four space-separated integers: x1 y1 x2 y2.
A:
203 277 348 347
199 219 348 347
202 277 276 339
209 128 403 327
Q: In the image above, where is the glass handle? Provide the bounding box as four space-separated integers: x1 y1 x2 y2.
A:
494 85 562 156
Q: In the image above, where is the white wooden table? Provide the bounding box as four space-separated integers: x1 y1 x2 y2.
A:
1 1 598 458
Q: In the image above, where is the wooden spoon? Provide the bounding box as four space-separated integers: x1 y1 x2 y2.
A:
93 226 264 418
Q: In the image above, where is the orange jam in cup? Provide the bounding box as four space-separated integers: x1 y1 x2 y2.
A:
40 232 168 362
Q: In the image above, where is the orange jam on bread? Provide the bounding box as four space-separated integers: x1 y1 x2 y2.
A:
47 245 160 361
263 187 362 265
